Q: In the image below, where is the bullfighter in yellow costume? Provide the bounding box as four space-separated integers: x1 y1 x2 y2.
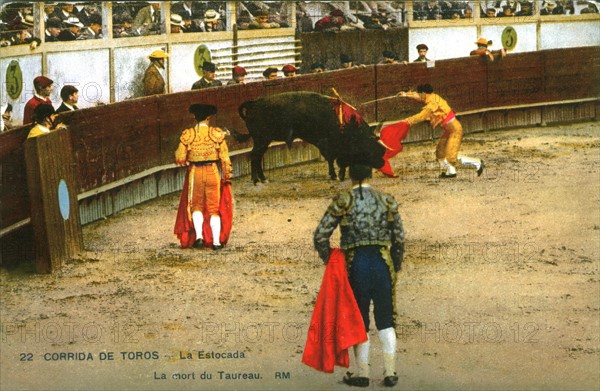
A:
174 104 232 250
398 84 484 178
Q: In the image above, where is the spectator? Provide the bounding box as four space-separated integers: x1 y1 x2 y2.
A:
27 104 57 139
143 49 169 96
262 67 279 80
23 76 53 125
77 4 99 26
56 85 79 113
78 13 102 39
484 7 497 17
170 14 185 33
414 43 430 62
11 19 41 50
132 2 161 35
516 2 533 16
340 53 354 69
172 1 199 32
580 2 599 13
310 63 326 73
499 5 515 16
380 50 398 64
248 9 280 29
58 16 83 41
52 2 76 22
227 66 247 85
541 1 563 14
1 103 13 132
191 62 223 90
358 12 389 30
113 15 134 37
282 64 298 77
462 6 473 18
44 5 56 22
200 9 225 32
470 37 506 61
314 9 357 32
44 17 62 42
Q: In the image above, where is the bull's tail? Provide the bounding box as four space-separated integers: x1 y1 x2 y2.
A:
231 128 252 143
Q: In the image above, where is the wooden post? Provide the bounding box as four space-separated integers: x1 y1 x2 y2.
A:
24 128 82 273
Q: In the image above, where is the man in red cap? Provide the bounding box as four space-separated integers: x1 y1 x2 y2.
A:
282 64 297 77
227 66 247 85
23 76 54 125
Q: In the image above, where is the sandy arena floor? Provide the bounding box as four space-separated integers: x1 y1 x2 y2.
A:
1 122 599 391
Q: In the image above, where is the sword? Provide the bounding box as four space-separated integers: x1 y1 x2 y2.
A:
359 94 400 106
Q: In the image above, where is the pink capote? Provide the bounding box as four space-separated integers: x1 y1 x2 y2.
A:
174 170 233 248
302 248 368 373
378 121 411 177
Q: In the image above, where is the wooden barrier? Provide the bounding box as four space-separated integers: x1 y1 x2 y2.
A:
0 47 598 269
23 129 82 273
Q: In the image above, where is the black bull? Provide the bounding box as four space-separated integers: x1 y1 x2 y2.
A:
233 92 385 184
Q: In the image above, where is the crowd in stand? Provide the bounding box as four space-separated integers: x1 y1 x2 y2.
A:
2 1 598 47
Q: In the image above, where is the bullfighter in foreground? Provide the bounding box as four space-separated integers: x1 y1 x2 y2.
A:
314 164 405 387
174 104 233 250
398 84 484 178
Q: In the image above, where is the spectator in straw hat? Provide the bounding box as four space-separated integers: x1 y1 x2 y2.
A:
58 16 83 41
201 9 225 32
143 49 169 96
470 37 506 61
227 66 248 85
191 61 223 90
282 64 297 77
23 76 54 125
170 13 185 33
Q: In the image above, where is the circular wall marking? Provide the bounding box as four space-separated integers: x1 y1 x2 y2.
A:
194 44 212 77
58 180 70 220
501 27 518 51
6 60 23 100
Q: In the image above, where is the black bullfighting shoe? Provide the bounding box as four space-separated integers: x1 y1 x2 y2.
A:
212 244 223 251
193 239 204 249
343 372 369 387
384 374 399 387
477 160 485 177
439 172 457 178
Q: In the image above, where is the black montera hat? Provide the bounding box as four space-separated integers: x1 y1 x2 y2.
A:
32 104 55 124
349 164 372 181
189 104 217 121
416 84 434 94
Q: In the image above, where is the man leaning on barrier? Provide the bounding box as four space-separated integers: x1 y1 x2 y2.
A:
314 163 405 387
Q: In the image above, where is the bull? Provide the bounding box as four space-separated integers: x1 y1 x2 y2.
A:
233 91 385 184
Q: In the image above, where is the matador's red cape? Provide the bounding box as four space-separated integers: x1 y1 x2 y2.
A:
302 248 368 373
378 121 411 177
173 169 233 248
